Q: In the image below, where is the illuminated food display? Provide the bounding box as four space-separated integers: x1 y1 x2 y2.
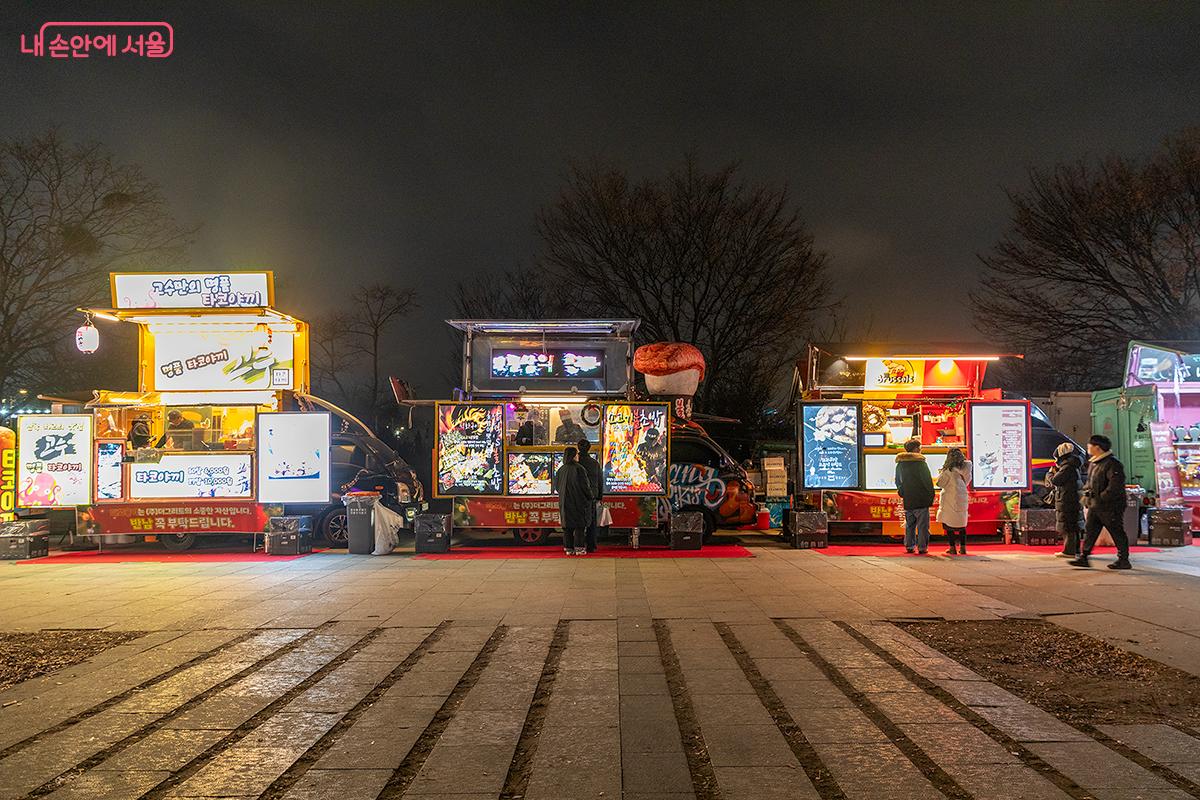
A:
436 403 505 496
969 402 1031 490
17 415 94 507
257 413 330 503
507 452 555 495
800 403 861 489
602 403 669 494
490 349 605 380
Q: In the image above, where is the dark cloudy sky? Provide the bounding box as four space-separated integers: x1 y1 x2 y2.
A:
6 2 1200 395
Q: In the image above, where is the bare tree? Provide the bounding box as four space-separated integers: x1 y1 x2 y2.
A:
973 129 1200 391
309 310 361 404
535 156 833 421
0 131 192 396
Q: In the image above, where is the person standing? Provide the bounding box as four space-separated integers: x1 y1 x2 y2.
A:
895 438 935 554
935 447 972 555
1046 442 1085 558
1070 435 1132 569
577 438 604 553
554 446 594 556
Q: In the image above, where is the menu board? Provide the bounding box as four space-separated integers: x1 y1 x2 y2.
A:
112 271 271 309
96 441 125 502
968 402 1031 490
152 329 295 391
17 415 94 507
800 403 861 489
507 452 561 496
257 413 330 503
436 403 505 496
490 349 605 379
129 453 253 499
602 404 669 495
864 452 948 491
1149 422 1185 504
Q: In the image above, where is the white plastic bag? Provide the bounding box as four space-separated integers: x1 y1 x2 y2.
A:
597 502 613 527
372 504 405 555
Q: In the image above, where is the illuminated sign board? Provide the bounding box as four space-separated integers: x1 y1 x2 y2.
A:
507 452 561 496
800 403 861 489
863 451 948 491
129 453 253 499
0 426 15 519
96 441 125 502
151 330 295 392
968 402 1031 491
112 271 272 309
490 349 605 379
436 403 505 496
257 413 330 503
602 403 669 495
17 415 94 507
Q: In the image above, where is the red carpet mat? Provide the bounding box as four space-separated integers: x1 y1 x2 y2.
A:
17 548 325 564
816 543 1163 557
414 544 754 560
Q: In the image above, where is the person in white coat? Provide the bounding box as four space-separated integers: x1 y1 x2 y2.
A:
935 447 972 555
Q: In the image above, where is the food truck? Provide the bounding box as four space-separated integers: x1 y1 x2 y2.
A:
793 343 1033 538
439 319 667 544
1093 341 1200 530
16 270 423 550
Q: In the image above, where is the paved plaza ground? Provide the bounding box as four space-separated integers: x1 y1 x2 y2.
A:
2 538 1200 799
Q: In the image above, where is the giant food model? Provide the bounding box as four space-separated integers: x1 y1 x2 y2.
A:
634 342 706 396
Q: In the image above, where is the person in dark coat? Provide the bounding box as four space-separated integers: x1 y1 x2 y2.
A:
1070 434 1131 570
1046 442 1085 558
895 438 935 554
555 446 595 555
577 438 604 553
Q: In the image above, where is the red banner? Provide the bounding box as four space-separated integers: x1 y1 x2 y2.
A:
453 496 657 529
822 490 1012 534
85 501 269 535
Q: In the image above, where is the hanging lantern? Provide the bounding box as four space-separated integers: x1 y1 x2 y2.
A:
75 318 99 353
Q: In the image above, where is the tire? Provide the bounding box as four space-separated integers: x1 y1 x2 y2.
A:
159 533 197 552
319 508 349 548
512 528 550 546
675 505 718 543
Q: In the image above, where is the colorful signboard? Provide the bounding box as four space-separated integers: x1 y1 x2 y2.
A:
0 426 15 520
452 495 656 528
814 355 980 393
86 501 268 535
800 403 861 489
863 359 925 391
17 415 93 507
436 403 505 496
112 271 272 309
257 413 330 503
602 403 669 495
129 453 253 499
968 401 1031 491
96 441 125 502
507 452 562 496
1150 421 1185 505
489 349 605 380
151 330 295 392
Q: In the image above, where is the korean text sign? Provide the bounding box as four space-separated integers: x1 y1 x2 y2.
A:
1 426 17 519
968 402 1031 491
436 403 505 496
17 415 94 507
113 271 270 309
800 403 861 489
257 413 330 503
152 330 294 392
129 453 252 499
602 403 669 495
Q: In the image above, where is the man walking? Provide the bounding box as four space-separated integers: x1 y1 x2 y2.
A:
895 438 935 554
1070 434 1132 570
577 438 604 553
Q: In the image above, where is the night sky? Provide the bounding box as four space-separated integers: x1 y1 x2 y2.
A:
6 3 1200 396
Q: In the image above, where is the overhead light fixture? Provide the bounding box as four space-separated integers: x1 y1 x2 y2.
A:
517 394 586 405
842 355 1002 361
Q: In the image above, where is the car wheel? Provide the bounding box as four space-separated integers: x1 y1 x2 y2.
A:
320 509 349 547
159 533 197 552
512 528 550 546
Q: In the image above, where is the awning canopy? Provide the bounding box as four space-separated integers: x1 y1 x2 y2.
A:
81 306 302 329
445 319 640 337
808 341 1023 360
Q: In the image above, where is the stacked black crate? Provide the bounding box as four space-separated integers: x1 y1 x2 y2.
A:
266 516 314 555
1018 508 1060 547
788 511 828 549
415 514 452 553
1148 507 1192 547
0 520 50 560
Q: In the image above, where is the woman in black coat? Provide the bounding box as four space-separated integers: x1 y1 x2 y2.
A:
1046 442 1085 557
555 447 595 556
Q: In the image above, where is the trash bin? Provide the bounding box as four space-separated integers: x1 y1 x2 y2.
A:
343 492 380 555
1123 487 1145 547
